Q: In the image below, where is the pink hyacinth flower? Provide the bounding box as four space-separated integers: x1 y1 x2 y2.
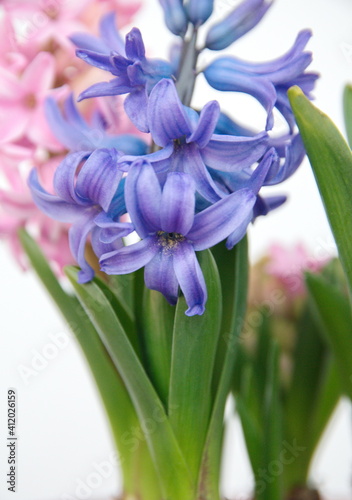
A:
266 243 328 296
0 51 66 149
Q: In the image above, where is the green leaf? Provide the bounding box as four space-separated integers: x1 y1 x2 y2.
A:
284 307 327 448
260 341 283 500
236 364 263 475
142 288 175 407
306 272 352 399
168 249 222 481
197 237 249 499
343 84 352 148
288 86 352 298
65 267 194 500
18 229 140 494
307 359 340 454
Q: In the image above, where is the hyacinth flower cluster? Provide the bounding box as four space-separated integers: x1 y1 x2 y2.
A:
29 0 318 315
0 0 142 270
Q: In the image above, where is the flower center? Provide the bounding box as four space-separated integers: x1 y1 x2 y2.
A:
157 231 185 251
24 93 37 109
43 4 60 20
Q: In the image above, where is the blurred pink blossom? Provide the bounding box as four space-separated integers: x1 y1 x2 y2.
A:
0 0 142 273
0 51 67 148
0 154 72 271
266 243 327 296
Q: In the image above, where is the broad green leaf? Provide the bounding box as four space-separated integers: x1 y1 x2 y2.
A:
168 249 222 481
343 84 352 148
289 86 352 298
211 239 247 388
284 306 327 448
260 341 283 500
18 230 139 493
197 237 249 499
306 272 352 399
65 267 194 500
236 365 263 475
308 360 340 455
108 273 135 316
142 288 174 407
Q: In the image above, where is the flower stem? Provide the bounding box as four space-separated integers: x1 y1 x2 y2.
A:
175 27 199 107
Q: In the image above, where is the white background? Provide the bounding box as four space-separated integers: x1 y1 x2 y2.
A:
1 0 352 499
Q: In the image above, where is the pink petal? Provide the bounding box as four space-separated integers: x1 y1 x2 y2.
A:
21 52 56 95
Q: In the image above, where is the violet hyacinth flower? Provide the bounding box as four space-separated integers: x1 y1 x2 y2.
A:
100 159 256 315
73 13 173 132
29 149 133 283
204 30 318 131
120 79 268 203
45 94 148 155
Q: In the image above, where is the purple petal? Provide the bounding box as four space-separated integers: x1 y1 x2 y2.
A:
265 135 305 185
45 97 91 152
70 33 110 54
69 210 100 283
118 143 174 172
205 0 271 50
253 194 286 218
187 100 220 148
76 49 116 73
201 132 268 172
220 30 312 76
28 169 84 222
127 62 146 86
160 172 195 234
125 28 145 61
148 79 191 147
99 224 134 243
124 88 150 133
64 94 90 130
91 225 124 259
182 144 224 202
99 12 125 55
173 242 207 316
53 151 89 205
77 78 133 102
226 210 253 249
95 212 134 243
203 62 276 130
188 188 256 250
100 236 158 274
75 149 122 212
247 148 278 194
125 160 162 237
145 251 179 305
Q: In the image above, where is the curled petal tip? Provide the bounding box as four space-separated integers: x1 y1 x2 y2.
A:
185 304 206 316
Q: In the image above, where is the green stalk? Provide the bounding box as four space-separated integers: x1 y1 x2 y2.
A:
175 27 199 107
18 229 139 496
66 267 195 500
197 237 249 499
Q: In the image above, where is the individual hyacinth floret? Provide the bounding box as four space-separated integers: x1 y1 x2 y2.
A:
100 159 256 316
29 149 133 283
72 13 173 132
